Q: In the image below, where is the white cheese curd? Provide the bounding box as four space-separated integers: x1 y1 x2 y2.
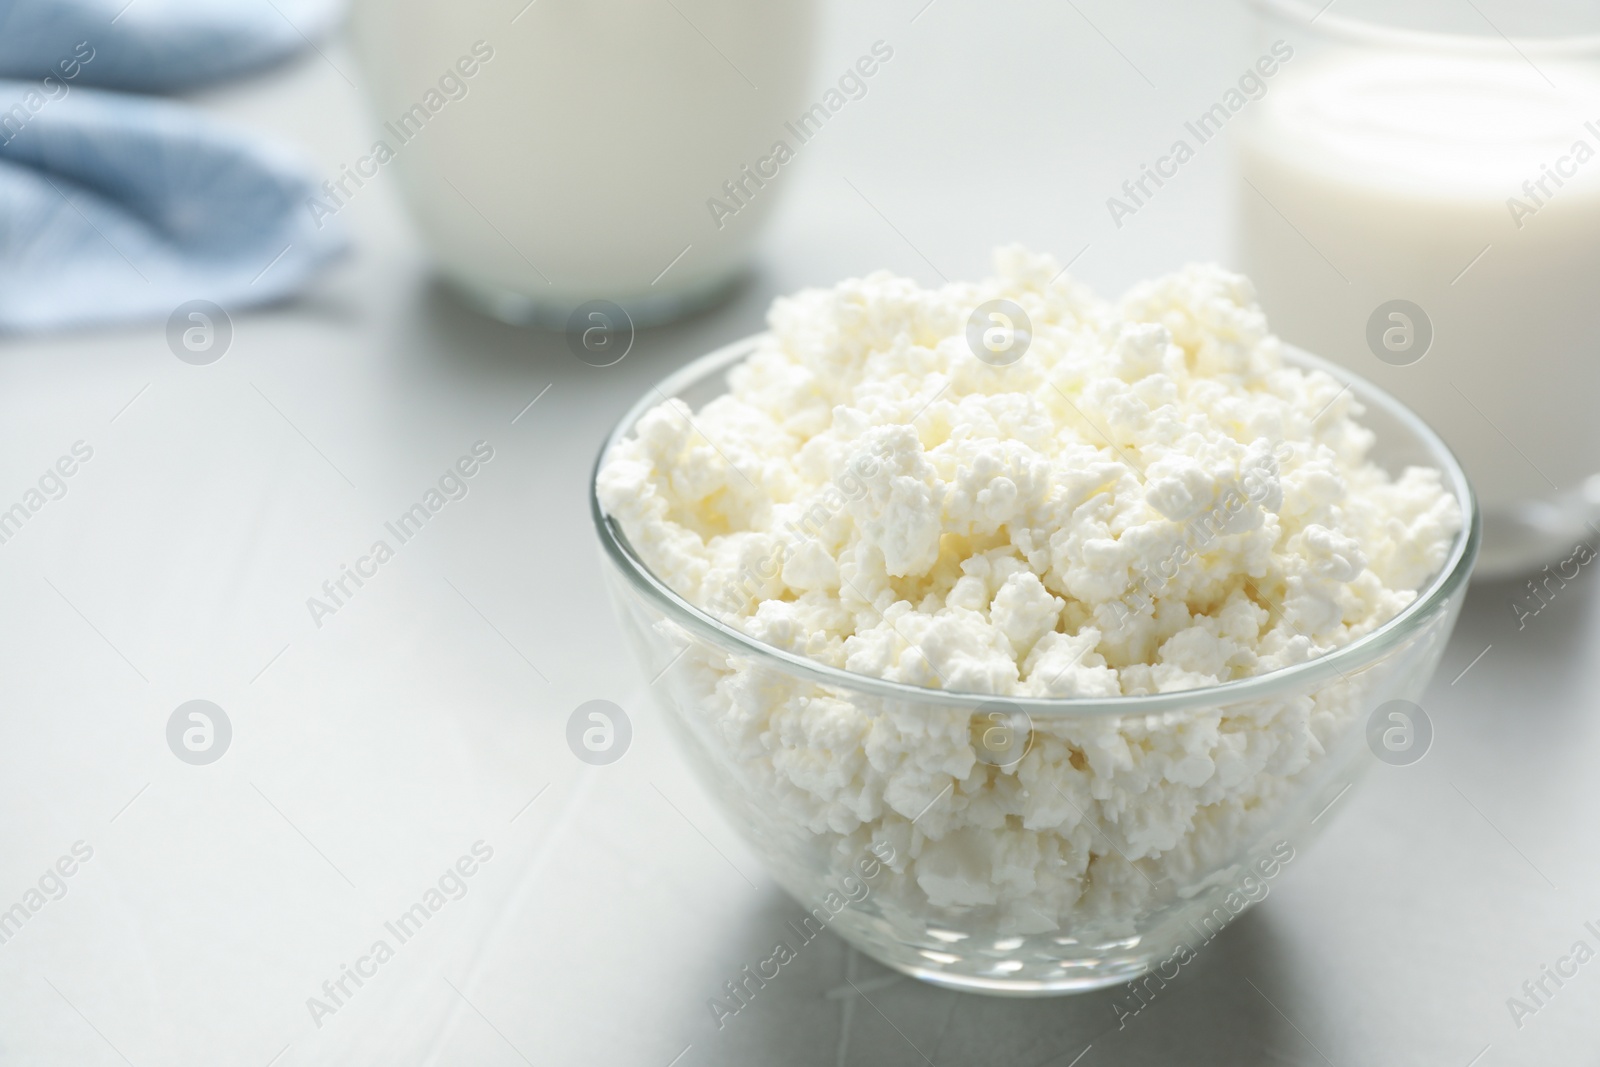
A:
598 248 1459 933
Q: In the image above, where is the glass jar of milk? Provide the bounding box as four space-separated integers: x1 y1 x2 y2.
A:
348 0 817 326
1236 0 1600 577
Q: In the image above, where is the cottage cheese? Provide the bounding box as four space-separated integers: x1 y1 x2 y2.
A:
599 248 1459 935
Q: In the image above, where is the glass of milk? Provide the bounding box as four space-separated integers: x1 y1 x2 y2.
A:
1235 0 1600 577
347 0 817 326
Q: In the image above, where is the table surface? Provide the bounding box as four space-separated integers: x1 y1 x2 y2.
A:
2 2 1597 1065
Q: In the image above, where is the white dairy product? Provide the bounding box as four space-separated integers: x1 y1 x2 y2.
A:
349 0 817 320
1235 51 1600 575
598 249 1459 930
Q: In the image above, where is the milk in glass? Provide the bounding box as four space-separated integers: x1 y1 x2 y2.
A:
349 0 817 325
1236 23 1600 575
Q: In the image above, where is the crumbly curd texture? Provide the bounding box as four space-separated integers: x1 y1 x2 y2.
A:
599 249 1460 931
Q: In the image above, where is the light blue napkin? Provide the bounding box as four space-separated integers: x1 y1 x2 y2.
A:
0 0 344 93
0 0 347 332
0 83 346 332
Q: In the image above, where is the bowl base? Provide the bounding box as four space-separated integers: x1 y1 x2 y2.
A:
882 957 1151 998
820 908 1161 999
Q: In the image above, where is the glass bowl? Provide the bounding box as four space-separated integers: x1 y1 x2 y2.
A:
591 333 1479 996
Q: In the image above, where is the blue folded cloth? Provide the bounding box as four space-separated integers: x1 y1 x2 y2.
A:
0 0 344 92
0 81 347 332
0 0 348 332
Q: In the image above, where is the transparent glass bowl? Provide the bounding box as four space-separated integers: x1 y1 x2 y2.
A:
592 335 1479 996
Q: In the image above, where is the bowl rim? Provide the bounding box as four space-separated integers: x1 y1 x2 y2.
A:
591 331 1480 717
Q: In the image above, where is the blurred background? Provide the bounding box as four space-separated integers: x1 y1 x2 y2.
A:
1 0 1598 1064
